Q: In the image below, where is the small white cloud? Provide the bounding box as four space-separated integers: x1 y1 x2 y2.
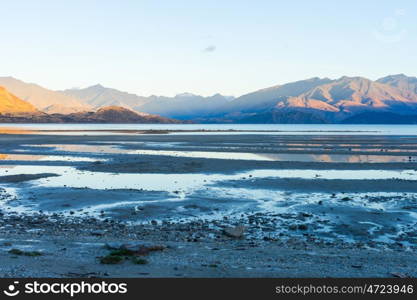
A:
203 45 216 53
395 8 406 16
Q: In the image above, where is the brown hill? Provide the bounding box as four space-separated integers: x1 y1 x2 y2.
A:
0 86 40 115
279 76 417 114
54 106 181 123
377 74 417 99
213 76 417 123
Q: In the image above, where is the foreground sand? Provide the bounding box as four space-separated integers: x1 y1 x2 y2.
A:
0 131 416 277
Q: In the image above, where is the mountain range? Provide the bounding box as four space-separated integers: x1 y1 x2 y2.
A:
2 74 417 124
0 82 178 123
62 85 234 120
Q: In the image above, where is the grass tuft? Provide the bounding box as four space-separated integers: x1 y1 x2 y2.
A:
100 255 124 264
131 257 148 265
9 249 43 256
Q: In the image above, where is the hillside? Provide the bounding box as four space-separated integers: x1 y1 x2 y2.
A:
342 112 417 124
279 76 417 115
377 74 417 99
0 86 39 115
207 75 417 123
0 77 91 113
54 106 181 123
62 84 149 110
216 77 333 114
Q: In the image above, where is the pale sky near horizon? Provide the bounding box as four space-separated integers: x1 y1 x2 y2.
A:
0 0 416 97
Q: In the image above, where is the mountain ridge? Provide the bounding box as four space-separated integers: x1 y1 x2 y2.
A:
206 74 417 123
3 74 417 123
0 85 181 123
63 85 234 119
0 77 92 114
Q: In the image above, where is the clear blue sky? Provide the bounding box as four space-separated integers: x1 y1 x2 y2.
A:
0 0 416 97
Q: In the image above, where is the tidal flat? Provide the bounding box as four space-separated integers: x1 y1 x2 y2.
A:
0 128 417 277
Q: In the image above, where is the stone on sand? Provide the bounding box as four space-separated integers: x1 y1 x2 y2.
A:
223 226 245 238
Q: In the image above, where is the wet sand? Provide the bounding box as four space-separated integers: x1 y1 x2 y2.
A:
0 131 417 277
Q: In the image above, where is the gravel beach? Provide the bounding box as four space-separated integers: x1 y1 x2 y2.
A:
0 129 416 277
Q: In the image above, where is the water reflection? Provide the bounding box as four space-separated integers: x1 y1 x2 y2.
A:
130 149 415 163
0 153 104 162
25 143 417 163
1 166 417 191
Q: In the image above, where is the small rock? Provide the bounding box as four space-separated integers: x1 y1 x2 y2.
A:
105 242 166 254
91 230 105 236
289 224 298 230
105 242 124 249
391 272 409 278
298 224 308 230
223 226 245 238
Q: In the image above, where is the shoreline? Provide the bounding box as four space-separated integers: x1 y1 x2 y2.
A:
0 212 415 278
0 132 416 277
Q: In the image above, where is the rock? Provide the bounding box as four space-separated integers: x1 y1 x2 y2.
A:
298 224 308 230
91 230 105 236
289 225 298 230
223 226 245 238
105 242 166 254
391 272 409 278
105 242 125 249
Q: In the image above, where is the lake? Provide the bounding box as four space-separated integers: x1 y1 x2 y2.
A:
1 123 417 135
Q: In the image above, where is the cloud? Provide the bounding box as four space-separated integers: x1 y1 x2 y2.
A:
203 45 216 53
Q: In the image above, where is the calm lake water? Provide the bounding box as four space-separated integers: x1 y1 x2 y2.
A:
1 123 417 135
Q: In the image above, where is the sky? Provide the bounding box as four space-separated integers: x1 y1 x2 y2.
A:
0 0 416 97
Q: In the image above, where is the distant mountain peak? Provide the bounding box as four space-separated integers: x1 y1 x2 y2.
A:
90 83 105 89
175 92 198 98
378 74 417 82
337 75 371 82
383 73 408 79
305 76 328 82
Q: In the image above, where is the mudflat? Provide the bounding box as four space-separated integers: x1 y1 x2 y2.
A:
0 131 416 277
